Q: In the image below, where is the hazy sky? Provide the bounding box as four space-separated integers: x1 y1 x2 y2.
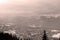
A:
0 0 60 17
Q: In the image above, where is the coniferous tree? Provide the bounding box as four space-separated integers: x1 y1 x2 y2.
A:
42 30 48 40
0 32 19 40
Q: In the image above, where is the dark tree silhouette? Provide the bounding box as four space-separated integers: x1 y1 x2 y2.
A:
0 32 19 40
42 30 48 40
59 38 60 40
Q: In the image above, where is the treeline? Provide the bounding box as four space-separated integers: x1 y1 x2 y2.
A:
0 30 60 40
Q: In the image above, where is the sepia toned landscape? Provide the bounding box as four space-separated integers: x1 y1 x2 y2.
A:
0 0 60 40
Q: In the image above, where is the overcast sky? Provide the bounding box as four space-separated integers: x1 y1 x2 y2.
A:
0 0 60 17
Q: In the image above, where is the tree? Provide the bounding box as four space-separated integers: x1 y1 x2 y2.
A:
0 32 19 40
59 37 60 40
42 30 48 40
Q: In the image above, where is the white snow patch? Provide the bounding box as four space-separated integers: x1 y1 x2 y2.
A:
29 25 36 28
31 33 37 35
4 30 16 35
52 33 60 38
51 30 59 32
5 23 14 26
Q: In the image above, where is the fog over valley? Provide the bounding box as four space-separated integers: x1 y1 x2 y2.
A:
0 0 60 17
